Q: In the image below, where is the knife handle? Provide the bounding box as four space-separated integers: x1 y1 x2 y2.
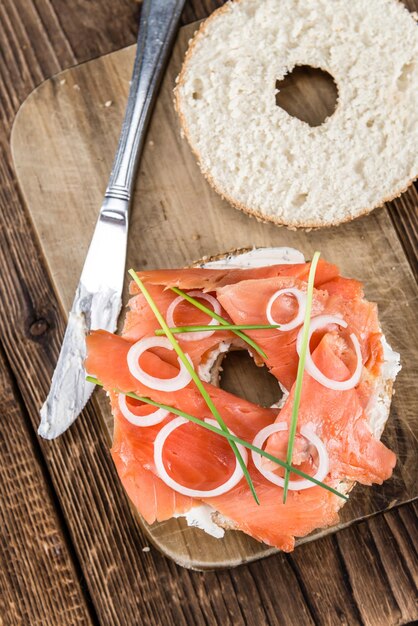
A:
104 0 185 208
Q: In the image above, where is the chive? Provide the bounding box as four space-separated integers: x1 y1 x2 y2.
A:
170 287 268 359
155 323 280 335
128 270 260 505
282 252 321 503
87 375 347 502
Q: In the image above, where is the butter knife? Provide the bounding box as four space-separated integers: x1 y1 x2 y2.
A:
39 0 186 439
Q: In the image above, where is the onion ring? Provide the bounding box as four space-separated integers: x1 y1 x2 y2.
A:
154 417 248 497
266 288 307 331
166 290 221 341
118 393 170 427
251 422 329 490
127 336 193 391
296 315 362 391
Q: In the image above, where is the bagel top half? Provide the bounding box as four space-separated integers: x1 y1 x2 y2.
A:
175 0 418 228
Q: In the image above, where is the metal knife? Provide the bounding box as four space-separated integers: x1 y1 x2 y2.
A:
39 0 186 439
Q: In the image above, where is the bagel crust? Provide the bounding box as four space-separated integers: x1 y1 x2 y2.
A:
175 0 418 228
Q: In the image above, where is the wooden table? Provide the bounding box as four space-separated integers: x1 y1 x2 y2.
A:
0 1 416 624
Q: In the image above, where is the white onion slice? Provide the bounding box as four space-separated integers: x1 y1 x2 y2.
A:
127 337 193 391
266 288 307 331
118 393 170 427
166 290 221 341
154 417 248 497
251 422 329 490
296 314 362 391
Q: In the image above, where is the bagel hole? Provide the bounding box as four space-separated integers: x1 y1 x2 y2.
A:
275 66 338 127
219 350 281 408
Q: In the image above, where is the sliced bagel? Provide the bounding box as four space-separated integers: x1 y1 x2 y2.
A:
90 248 401 545
175 0 418 228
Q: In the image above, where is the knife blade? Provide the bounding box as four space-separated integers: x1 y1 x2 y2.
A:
39 0 186 439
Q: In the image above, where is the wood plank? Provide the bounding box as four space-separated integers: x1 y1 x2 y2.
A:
290 505 418 626
242 558 315 626
289 535 364 625
0 347 93 626
368 511 418 620
337 522 403 626
0 0 416 624
181 0 225 24
10 17 418 568
386 505 418 587
387 184 418 281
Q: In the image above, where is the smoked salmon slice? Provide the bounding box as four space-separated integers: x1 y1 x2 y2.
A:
86 327 395 551
113 435 195 524
86 331 342 550
85 255 398 551
123 284 235 375
216 276 383 391
132 259 339 293
264 332 396 486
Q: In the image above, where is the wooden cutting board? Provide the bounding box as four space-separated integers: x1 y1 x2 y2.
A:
11 21 417 570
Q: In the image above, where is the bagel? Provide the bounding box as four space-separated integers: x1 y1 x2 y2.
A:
175 0 418 228
85 247 401 548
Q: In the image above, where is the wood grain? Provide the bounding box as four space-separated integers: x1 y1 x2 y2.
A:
11 19 418 568
0 346 93 626
0 0 416 624
387 184 418 282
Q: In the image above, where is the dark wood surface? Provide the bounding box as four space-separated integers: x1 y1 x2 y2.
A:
0 0 416 624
